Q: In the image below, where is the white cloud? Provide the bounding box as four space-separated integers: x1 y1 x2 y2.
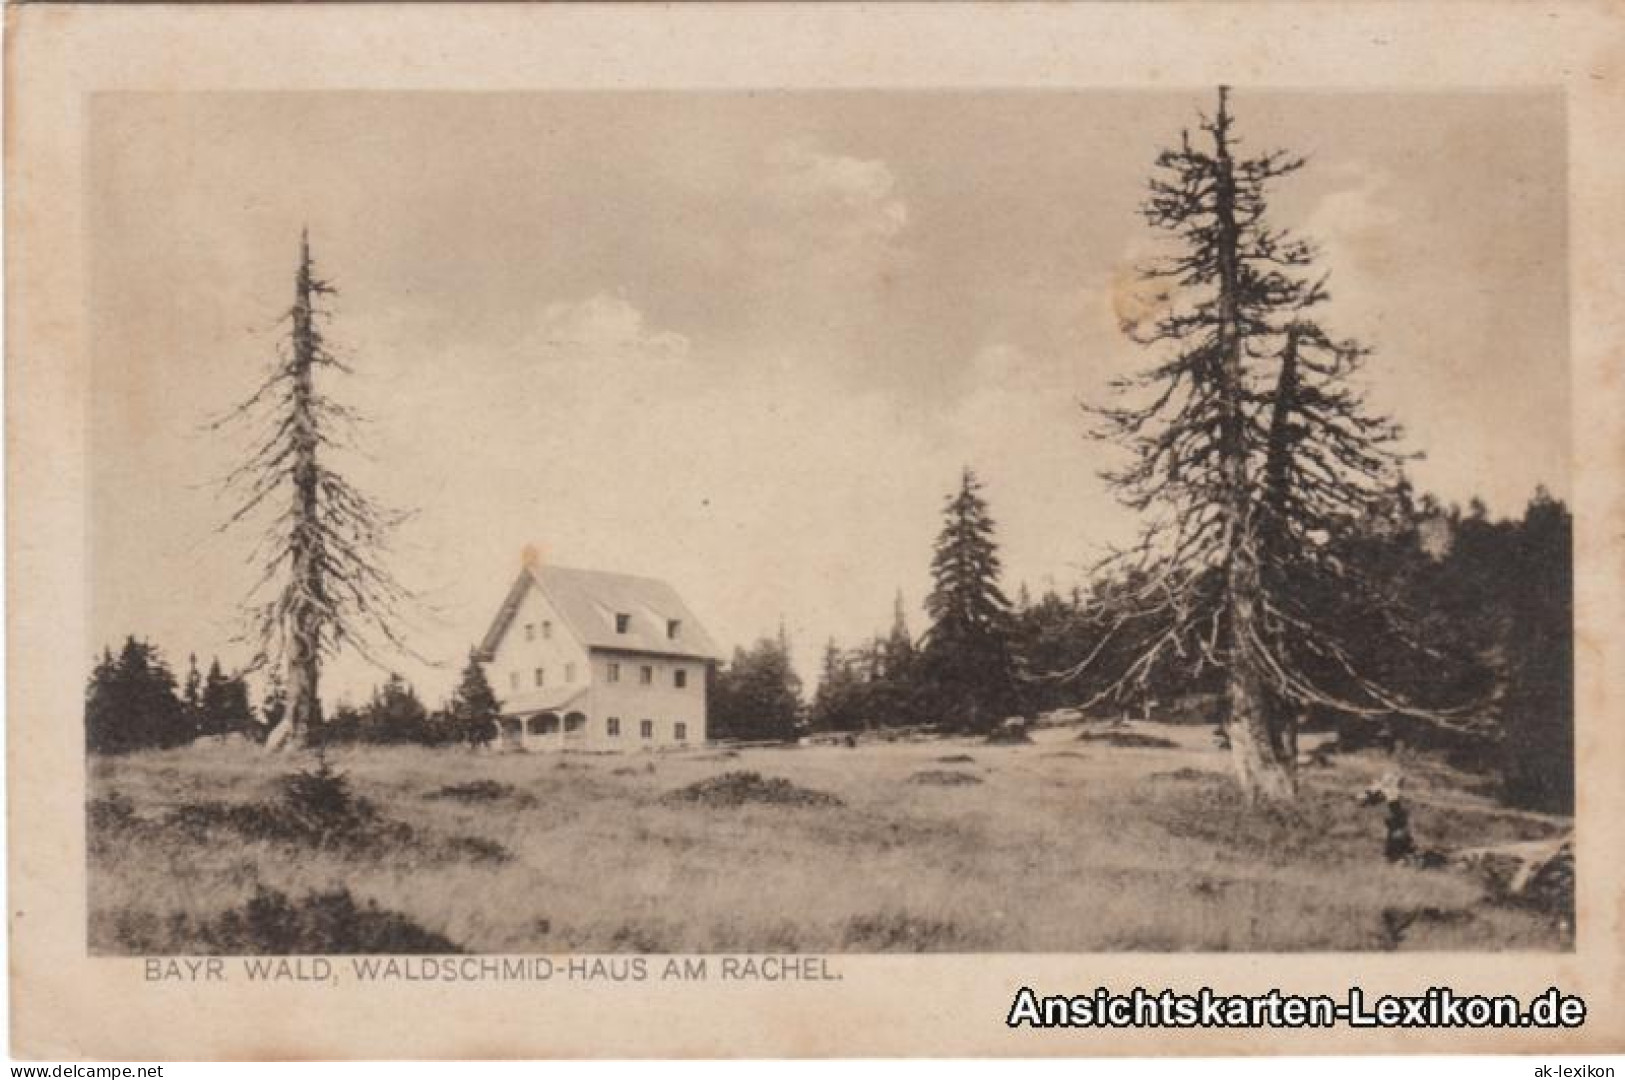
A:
526 292 691 371
764 138 908 238
1301 165 1406 317
746 139 911 286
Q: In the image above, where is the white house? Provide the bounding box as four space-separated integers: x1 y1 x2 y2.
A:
474 559 721 751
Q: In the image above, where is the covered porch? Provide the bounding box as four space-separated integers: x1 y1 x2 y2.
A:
494 690 590 751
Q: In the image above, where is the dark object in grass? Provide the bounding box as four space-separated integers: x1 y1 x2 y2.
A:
907 770 983 787
936 754 976 764
1358 775 1417 862
1078 730 1179 750
662 770 843 808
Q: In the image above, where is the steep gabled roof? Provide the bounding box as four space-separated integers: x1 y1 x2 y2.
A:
477 564 722 663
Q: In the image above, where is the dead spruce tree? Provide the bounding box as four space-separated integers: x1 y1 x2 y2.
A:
1078 87 1429 802
215 231 415 750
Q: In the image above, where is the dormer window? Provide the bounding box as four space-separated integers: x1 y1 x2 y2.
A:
615 613 630 634
667 619 682 640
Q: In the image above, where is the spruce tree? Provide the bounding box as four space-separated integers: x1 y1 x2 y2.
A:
872 590 920 726
84 637 191 753
448 649 501 749
883 590 917 680
921 468 1017 732
199 657 228 737
709 636 803 742
363 674 431 744
214 232 416 749
199 657 253 738
1082 87 1437 801
811 639 867 732
182 654 203 732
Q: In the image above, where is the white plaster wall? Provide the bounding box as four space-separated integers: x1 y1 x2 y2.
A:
482 583 591 715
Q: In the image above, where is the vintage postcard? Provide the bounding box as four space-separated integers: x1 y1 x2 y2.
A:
7 1 1625 1061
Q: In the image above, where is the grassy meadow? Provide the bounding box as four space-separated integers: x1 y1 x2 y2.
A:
87 721 1573 954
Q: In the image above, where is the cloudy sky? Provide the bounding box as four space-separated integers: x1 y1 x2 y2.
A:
87 90 1568 703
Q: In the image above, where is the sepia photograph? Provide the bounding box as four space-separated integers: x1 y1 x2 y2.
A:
81 86 1573 956
8 1 1624 1063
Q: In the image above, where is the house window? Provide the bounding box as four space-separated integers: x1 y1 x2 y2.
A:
542 621 552 640
674 668 688 689
524 623 535 641
616 613 631 634
534 667 545 688
639 719 654 739
674 722 688 742
640 665 653 686
607 717 621 737
667 619 682 640
607 662 621 683
565 663 576 683
509 672 520 691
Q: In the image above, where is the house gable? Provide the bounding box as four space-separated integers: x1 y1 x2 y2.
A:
479 576 593 712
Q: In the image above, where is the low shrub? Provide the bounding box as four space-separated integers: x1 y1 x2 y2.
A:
1078 730 1179 750
423 780 531 805
162 758 508 867
428 835 512 865
1151 767 1225 783
842 912 962 952
662 771 843 809
201 885 462 954
88 792 138 831
907 770 983 787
